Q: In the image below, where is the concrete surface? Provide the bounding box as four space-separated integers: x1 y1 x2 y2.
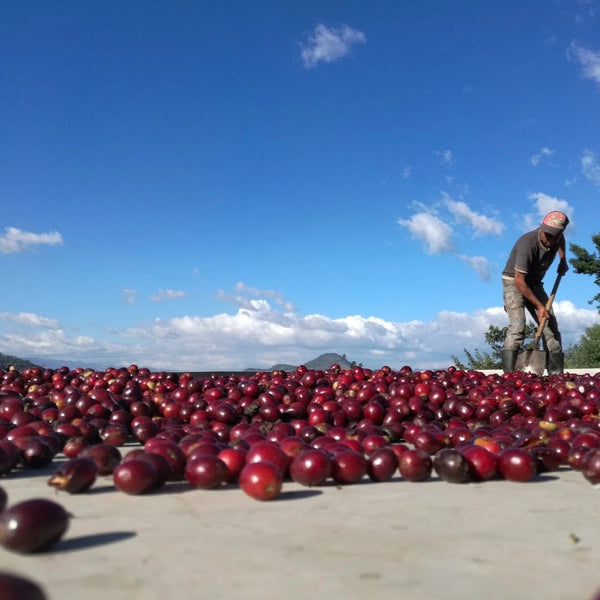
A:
2 368 600 600
1 454 600 600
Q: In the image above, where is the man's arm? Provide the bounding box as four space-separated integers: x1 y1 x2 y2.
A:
557 239 569 275
514 270 550 323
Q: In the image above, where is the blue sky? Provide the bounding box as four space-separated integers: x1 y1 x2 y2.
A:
1 1 600 371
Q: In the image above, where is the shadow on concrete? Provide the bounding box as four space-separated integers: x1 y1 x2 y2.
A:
57 530 137 552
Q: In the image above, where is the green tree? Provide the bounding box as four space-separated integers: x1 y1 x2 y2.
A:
565 324 600 368
452 347 499 370
452 323 537 370
569 233 600 309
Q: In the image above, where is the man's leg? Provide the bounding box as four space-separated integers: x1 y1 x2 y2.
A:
501 349 519 374
502 278 525 373
528 282 563 374
546 349 564 374
544 310 563 373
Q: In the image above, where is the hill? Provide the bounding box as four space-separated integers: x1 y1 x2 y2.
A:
266 352 355 372
0 352 40 371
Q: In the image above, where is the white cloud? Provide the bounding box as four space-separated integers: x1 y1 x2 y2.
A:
460 255 492 281
569 43 600 86
436 149 454 165
0 329 99 358
398 212 456 254
582 148 600 186
530 147 554 166
444 196 504 236
572 0 598 23
0 227 63 254
525 192 574 231
122 289 137 305
0 312 61 328
233 282 296 312
300 23 366 68
215 293 281 320
150 289 187 303
398 198 500 279
1 296 598 372
402 166 411 179
554 299 600 329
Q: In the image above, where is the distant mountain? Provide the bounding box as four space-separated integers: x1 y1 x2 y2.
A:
264 352 355 372
11 355 106 371
0 352 40 371
0 351 357 376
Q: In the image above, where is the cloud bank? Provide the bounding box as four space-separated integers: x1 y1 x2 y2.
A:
1 291 597 372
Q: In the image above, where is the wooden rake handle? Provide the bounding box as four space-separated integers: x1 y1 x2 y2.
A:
531 272 563 349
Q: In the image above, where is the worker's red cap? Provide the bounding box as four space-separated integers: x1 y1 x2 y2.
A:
541 211 569 236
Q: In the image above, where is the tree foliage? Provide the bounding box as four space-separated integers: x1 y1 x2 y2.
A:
452 323 537 370
569 232 600 310
452 347 499 371
565 324 600 368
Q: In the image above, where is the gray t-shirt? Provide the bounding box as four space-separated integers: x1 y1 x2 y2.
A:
502 228 562 284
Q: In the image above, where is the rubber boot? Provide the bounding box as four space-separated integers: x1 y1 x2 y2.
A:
547 352 564 375
502 349 519 374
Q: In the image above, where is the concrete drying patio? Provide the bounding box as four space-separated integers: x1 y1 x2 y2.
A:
2 368 600 600
1 449 600 600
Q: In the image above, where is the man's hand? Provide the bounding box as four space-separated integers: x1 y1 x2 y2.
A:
536 304 551 323
557 257 569 276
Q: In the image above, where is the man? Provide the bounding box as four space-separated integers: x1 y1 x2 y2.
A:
501 211 570 374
